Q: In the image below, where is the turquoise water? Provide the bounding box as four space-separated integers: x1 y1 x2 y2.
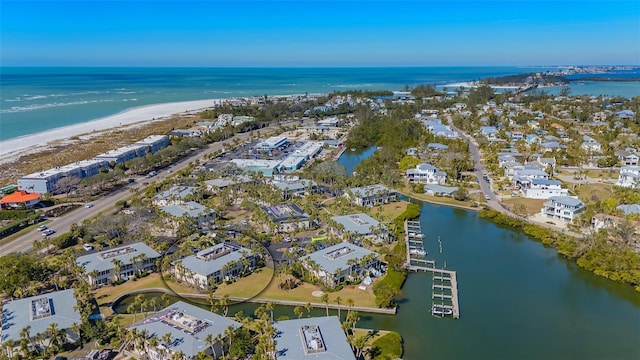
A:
115 201 640 359
0 66 563 141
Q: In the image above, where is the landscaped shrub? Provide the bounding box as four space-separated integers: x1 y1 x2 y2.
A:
371 331 403 360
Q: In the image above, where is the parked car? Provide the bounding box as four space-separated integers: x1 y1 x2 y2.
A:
83 244 94 251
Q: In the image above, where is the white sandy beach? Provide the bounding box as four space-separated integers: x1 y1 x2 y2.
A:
0 99 223 164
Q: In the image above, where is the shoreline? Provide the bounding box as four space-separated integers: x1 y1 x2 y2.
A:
0 98 224 165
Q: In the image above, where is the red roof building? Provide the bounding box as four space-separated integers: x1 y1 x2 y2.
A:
0 191 42 209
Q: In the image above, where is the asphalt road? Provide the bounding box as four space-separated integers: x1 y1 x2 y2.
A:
0 120 303 256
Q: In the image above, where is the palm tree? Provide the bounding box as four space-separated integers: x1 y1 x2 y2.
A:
334 296 343 319
304 302 312 317
321 293 329 316
346 298 355 317
46 323 65 354
294 306 304 319
205 333 217 358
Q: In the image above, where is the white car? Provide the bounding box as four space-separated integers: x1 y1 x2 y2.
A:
37 225 48 231
85 203 94 208
83 244 94 251
485 194 491 200
43 229 56 236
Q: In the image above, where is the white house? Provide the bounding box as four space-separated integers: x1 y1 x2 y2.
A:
519 179 568 199
406 163 447 185
616 166 640 188
346 184 397 207
541 196 585 222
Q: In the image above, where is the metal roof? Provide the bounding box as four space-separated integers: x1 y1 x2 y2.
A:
1 289 81 343
331 213 381 235
76 242 161 274
274 316 356 360
177 244 254 278
303 242 378 275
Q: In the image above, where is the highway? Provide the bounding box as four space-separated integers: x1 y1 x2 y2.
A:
0 121 298 256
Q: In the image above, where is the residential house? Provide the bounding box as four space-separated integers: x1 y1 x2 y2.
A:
274 316 356 360
406 163 447 185
302 242 380 288
423 184 458 197
617 204 640 216
479 126 499 138
128 301 241 360
172 243 258 289
261 204 311 233
519 179 568 199
153 186 197 207
330 213 388 243
615 150 639 166
1 289 81 349
76 242 161 286
541 196 586 222
270 177 322 199
0 190 41 209
616 166 640 188
427 143 449 151
169 129 203 138
346 184 397 207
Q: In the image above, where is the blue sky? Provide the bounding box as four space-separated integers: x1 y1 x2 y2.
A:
1 0 639 66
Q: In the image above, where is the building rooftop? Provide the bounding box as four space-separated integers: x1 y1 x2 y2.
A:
348 184 395 199
549 196 584 207
178 243 255 277
0 190 41 204
1 289 81 343
304 242 378 275
128 301 240 359
617 204 640 216
204 175 254 189
261 204 309 223
76 242 161 274
274 316 355 360
424 184 458 194
229 159 282 169
153 186 196 203
162 201 212 219
331 213 381 235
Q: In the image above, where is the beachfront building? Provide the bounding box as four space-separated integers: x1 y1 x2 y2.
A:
616 166 640 188
172 244 258 289
162 201 216 224
18 159 109 194
152 185 197 207
94 144 148 165
229 159 281 177
541 196 586 223
302 242 380 288
330 213 389 243
260 204 311 233
346 184 397 207
127 301 240 360
76 242 161 286
169 129 203 138
0 190 41 209
134 135 171 153
274 316 356 360
406 163 447 185
255 136 289 151
0 289 81 350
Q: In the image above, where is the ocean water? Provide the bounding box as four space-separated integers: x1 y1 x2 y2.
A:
1 67 638 141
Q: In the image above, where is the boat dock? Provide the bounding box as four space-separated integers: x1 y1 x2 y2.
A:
404 220 461 319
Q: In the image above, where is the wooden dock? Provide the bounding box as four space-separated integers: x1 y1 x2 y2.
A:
404 220 460 319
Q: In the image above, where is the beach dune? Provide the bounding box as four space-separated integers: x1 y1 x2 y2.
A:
0 99 221 164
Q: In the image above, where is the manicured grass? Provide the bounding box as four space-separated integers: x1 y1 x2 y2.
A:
213 267 275 298
370 201 409 223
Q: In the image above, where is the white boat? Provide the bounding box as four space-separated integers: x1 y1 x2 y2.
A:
409 248 427 256
432 305 453 316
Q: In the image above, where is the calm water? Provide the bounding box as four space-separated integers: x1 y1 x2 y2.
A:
116 201 640 359
0 66 602 141
337 146 378 175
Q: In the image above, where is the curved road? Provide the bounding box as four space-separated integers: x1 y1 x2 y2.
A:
0 120 306 256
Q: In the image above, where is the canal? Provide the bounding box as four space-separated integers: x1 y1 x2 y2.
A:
116 147 640 359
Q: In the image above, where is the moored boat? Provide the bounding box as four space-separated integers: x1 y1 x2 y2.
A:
432 305 453 316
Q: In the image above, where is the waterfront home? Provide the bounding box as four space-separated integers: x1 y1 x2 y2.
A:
274 316 356 360
172 243 258 289
1 289 81 349
424 184 458 197
128 301 240 360
152 185 197 207
330 213 388 243
615 166 640 188
302 242 380 288
541 196 586 222
346 184 397 207
76 242 160 286
260 204 311 233
0 190 41 209
162 201 216 224
406 163 447 185
518 179 568 199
